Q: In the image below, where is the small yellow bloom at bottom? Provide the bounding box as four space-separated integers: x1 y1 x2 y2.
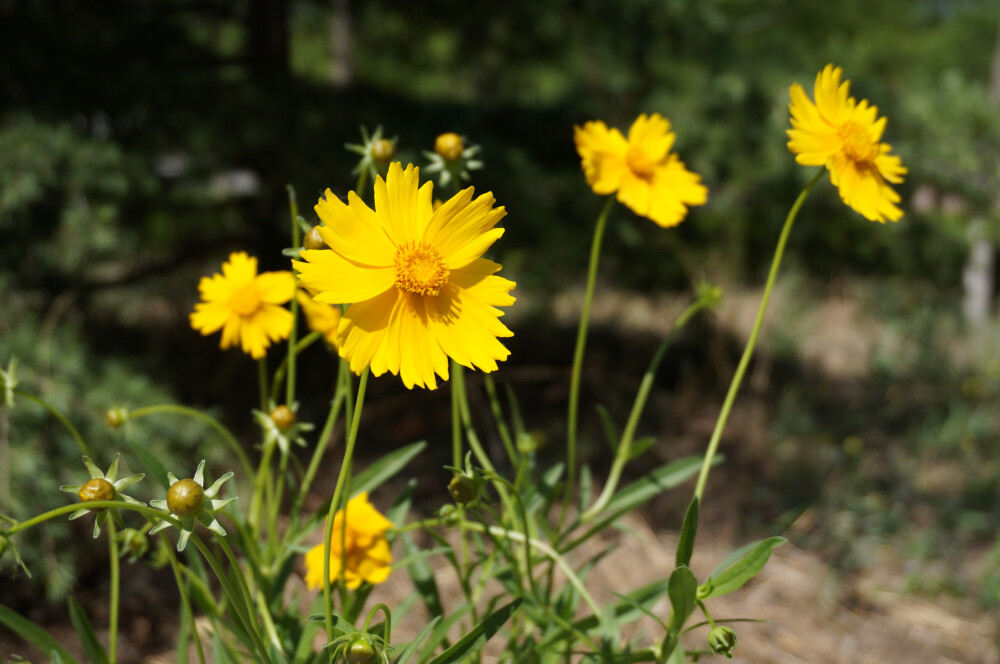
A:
304 492 393 590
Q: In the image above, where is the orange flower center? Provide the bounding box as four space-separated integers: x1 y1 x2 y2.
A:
838 121 879 164
230 283 262 317
626 146 657 179
394 242 450 296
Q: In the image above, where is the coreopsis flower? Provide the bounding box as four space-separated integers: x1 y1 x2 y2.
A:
60 454 145 538
574 113 708 228
190 252 296 359
297 290 342 348
149 460 236 552
787 64 907 223
304 492 393 590
293 162 515 390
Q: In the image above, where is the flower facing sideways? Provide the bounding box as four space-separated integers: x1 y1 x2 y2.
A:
190 252 296 359
304 492 393 590
787 64 907 223
574 113 708 228
297 290 342 349
294 162 515 390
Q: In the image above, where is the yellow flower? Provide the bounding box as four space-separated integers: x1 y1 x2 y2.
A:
297 290 342 348
574 113 708 228
293 162 515 390
787 64 907 223
190 252 296 359
304 492 393 590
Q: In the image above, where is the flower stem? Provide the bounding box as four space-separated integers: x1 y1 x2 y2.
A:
581 297 711 520
107 517 120 663
258 358 269 413
323 368 369 642
692 168 823 500
269 332 322 404
128 404 252 478
563 196 615 523
286 185 301 409
161 535 207 664
12 389 90 456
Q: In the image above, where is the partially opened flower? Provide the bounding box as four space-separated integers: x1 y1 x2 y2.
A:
149 460 236 552
60 454 145 538
293 162 515 390
304 492 393 590
787 64 907 223
190 252 296 359
297 290 342 349
574 113 708 228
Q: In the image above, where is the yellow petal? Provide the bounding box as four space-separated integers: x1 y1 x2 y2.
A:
294 250 395 305
255 271 295 304
315 189 397 266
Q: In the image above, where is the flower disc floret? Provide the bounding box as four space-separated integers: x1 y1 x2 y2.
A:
293 162 515 390
787 64 907 223
574 113 708 228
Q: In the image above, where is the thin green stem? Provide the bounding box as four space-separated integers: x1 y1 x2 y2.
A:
286 185 301 409
1 502 178 537
269 332 322 405
582 298 710 520
451 364 462 469
693 168 823 500
483 375 518 468
128 404 252 478
13 389 89 456
107 518 120 663
563 196 615 522
161 535 207 664
258 357 269 413
249 439 276 538
323 368 369 642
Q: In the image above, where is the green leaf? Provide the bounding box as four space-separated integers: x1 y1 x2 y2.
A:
67 597 109 664
351 441 426 496
596 404 620 452
417 603 470 662
391 615 441 664
628 436 655 461
675 497 699 569
666 566 697 633
0 604 81 664
425 599 522 664
402 532 444 619
699 537 786 600
604 456 716 516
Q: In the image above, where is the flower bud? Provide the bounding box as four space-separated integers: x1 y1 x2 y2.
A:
434 133 464 161
78 478 116 510
346 636 376 663
166 478 205 517
104 408 128 428
119 528 149 561
448 475 477 504
707 626 737 659
370 139 395 165
270 404 296 431
303 227 328 251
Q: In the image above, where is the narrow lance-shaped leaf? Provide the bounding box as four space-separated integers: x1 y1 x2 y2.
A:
425 599 522 664
666 566 698 633
675 497 699 569
698 537 786 600
67 597 110 664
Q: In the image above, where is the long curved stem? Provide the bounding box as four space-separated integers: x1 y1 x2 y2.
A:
563 196 615 522
128 405 252 478
13 389 89 456
692 168 823 500
286 185 301 410
582 297 710 520
107 518 120 663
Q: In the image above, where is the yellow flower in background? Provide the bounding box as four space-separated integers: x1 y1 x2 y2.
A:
190 252 295 359
574 113 708 228
293 162 515 390
304 492 393 590
787 64 907 223
297 291 341 348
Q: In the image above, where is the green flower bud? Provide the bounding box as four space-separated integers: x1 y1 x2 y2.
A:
78 478 116 509
370 138 395 165
346 636 376 663
448 475 477 504
167 478 205 517
119 528 149 562
270 404 296 430
707 626 737 659
104 407 129 428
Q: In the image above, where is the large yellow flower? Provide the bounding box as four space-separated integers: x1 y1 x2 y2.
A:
293 162 515 390
304 492 393 590
190 252 295 359
574 113 708 228
297 290 341 349
787 64 907 223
